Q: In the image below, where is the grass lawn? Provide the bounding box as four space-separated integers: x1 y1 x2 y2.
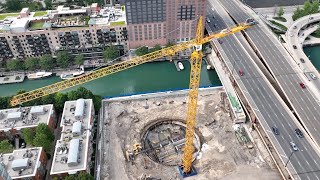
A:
34 11 47 17
0 13 19 20
110 21 125 26
30 22 44 29
272 16 287 22
269 20 288 31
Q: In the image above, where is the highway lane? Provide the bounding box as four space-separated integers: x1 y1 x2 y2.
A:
218 0 320 152
206 4 320 179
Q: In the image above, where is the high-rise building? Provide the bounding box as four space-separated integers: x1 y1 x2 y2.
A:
125 0 206 48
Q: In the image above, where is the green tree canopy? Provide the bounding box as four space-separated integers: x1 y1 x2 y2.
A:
54 92 68 112
304 1 313 15
0 96 10 109
75 54 85 66
149 44 162 52
135 46 149 56
40 55 54 70
57 51 72 68
33 123 54 151
277 7 284 17
44 0 52 9
64 172 94 180
6 59 24 71
0 140 13 154
41 94 55 104
22 128 35 146
68 87 93 100
25 57 39 71
5 0 22 11
311 0 320 13
103 46 119 61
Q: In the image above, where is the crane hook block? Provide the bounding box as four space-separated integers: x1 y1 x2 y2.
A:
195 44 202 51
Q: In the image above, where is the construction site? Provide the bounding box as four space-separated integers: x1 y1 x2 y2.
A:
100 88 281 180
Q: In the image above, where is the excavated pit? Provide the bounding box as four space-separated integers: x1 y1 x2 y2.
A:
141 119 201 166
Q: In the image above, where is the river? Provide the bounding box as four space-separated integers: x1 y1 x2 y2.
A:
304 46 320 71
0 61 222 98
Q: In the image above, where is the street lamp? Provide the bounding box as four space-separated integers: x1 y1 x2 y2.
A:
285 151 295 167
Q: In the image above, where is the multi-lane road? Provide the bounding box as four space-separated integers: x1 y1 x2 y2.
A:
206 0 320 179
218 0 320 154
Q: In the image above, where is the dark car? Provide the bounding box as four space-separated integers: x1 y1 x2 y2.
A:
218 39 223 44
239 69 244 76
272 127 280 135
300 58 305 63
295 128 304 138
293 45 297 49
299 82 306 89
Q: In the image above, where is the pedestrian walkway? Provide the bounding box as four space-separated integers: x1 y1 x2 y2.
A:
207 51 246 123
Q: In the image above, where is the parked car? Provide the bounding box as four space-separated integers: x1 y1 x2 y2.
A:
218 39 223 44
272 127 280 135
206 18 211 23
293 26 297 29
300 58 305 63
299 82 306 89
293 45 297 49
310 73 317 80
290 141 298 151
295 128 304 138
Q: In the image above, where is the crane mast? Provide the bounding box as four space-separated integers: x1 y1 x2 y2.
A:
9 15 256 176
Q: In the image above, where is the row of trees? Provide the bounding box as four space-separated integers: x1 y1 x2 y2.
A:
292 1 319 21
0 87 101 114
5 52 85 71
0 140 13 153
22 123 54 152
135 44 162 56
5 45 122 71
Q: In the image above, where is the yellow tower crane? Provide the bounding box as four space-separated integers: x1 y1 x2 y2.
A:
10 16 256 175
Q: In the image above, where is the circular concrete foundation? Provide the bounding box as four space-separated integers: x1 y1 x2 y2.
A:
141 119 201 166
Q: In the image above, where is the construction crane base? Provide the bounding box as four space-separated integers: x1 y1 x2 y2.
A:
177 165 197 178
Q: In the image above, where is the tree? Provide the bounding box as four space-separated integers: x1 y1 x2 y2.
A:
5 0 22 11
304 1 313 15
311 0 320 13
93 95 102 111
41 94 55 104
135 46 149 56
57 51 72 68
64 172 94 180
149 44 162 52
0 96 10 109
277 7 284 17
54 92 68 112
22 128 35 146
75 54 85 66
68 87 93 100
6 59 24 71
33 123 54 151
0 140 13 154
25 57 39 71
292 7 304 21
40 55 54 70
44 0 52 9
103 46 119 61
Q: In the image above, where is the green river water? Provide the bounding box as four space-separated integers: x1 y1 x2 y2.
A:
304 46 320 72
0 61 222 98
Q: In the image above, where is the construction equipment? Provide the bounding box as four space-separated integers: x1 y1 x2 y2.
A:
139 174 161 180
10 16 256 175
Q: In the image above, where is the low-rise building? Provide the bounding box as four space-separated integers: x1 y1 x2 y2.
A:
0 4 128 62
0 104 55 141
50 99 94 178
0 147 46 180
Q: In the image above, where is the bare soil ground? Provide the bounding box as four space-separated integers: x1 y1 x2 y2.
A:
101 88 280 180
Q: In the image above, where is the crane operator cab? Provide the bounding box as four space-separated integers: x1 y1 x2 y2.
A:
246 18 257 25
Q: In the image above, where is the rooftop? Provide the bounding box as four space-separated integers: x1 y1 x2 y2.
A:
50 99 93 175
0 147 42 179
0 104 53 132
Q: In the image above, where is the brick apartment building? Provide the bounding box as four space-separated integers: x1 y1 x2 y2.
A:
0 4 128 62
125 0 207 48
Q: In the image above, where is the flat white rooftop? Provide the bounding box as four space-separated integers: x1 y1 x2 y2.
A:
50 99 93 175
0 147 42 179
0 104 53 131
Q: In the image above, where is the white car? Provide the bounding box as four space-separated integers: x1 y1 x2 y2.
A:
290 34 294 37
206 18 211 23
310 73 317 80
